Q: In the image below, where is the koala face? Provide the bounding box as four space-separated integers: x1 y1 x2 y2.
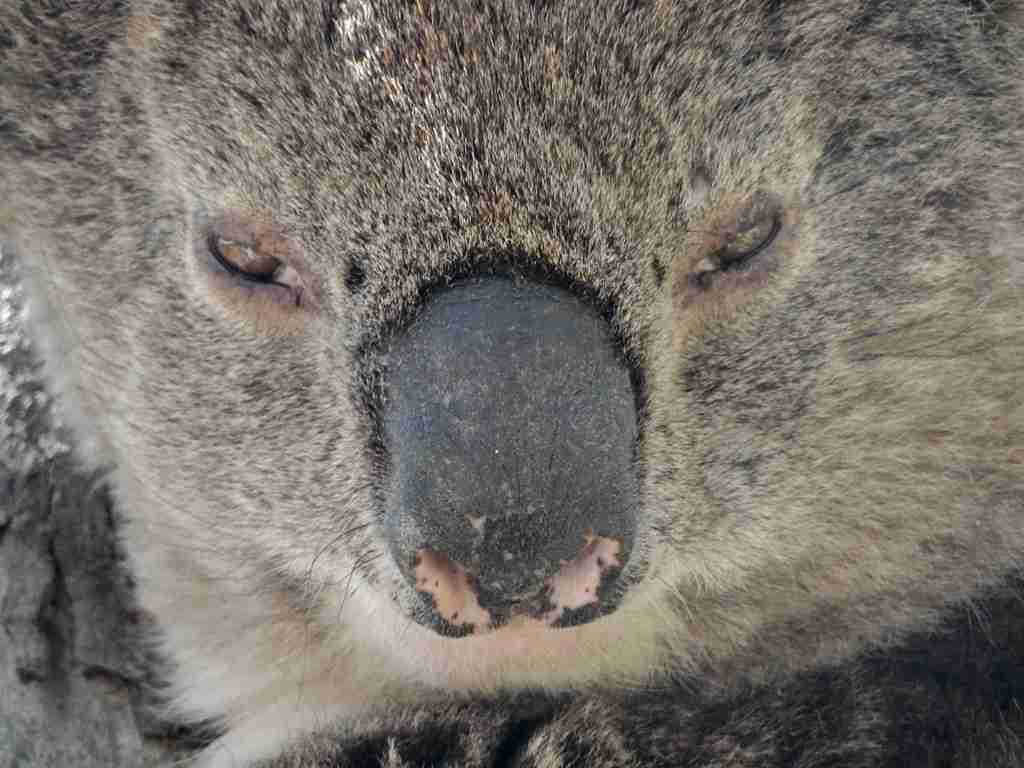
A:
2 1 1022 766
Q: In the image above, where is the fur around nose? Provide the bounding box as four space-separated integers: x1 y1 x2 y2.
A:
382 274 639 631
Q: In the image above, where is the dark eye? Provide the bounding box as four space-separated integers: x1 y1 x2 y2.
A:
199 219 311 313
690 193 783 287
714 213 781 269
208 234 283 283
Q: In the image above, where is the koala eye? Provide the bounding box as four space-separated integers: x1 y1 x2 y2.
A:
208 235 285 282
714 213 781 269
689 192 783 288
198 219 310 312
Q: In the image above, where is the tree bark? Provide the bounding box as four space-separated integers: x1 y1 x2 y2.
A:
0 248 188 767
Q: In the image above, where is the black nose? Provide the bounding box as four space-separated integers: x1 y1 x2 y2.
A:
381 274 639 635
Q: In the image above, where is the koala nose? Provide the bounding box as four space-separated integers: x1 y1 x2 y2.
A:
381 274 640 635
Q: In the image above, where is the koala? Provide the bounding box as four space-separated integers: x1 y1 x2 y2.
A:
2 1 1023 766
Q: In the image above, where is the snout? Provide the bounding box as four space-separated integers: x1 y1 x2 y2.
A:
381 274 640 635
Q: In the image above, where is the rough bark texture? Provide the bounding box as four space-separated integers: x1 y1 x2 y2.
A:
0 248 188 767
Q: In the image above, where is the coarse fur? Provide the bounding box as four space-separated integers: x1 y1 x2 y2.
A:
1 1 1023 766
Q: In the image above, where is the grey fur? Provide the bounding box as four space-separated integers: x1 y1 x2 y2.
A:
1 1 1022 766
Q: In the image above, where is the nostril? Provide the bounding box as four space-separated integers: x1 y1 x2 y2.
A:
379 272 641 635
413 533 625 634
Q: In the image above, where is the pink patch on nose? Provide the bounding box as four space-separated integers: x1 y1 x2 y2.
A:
539 534 622 625
414 550 493 633
414 533 623 633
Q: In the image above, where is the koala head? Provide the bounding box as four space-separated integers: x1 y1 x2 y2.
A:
2 1 1022 766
